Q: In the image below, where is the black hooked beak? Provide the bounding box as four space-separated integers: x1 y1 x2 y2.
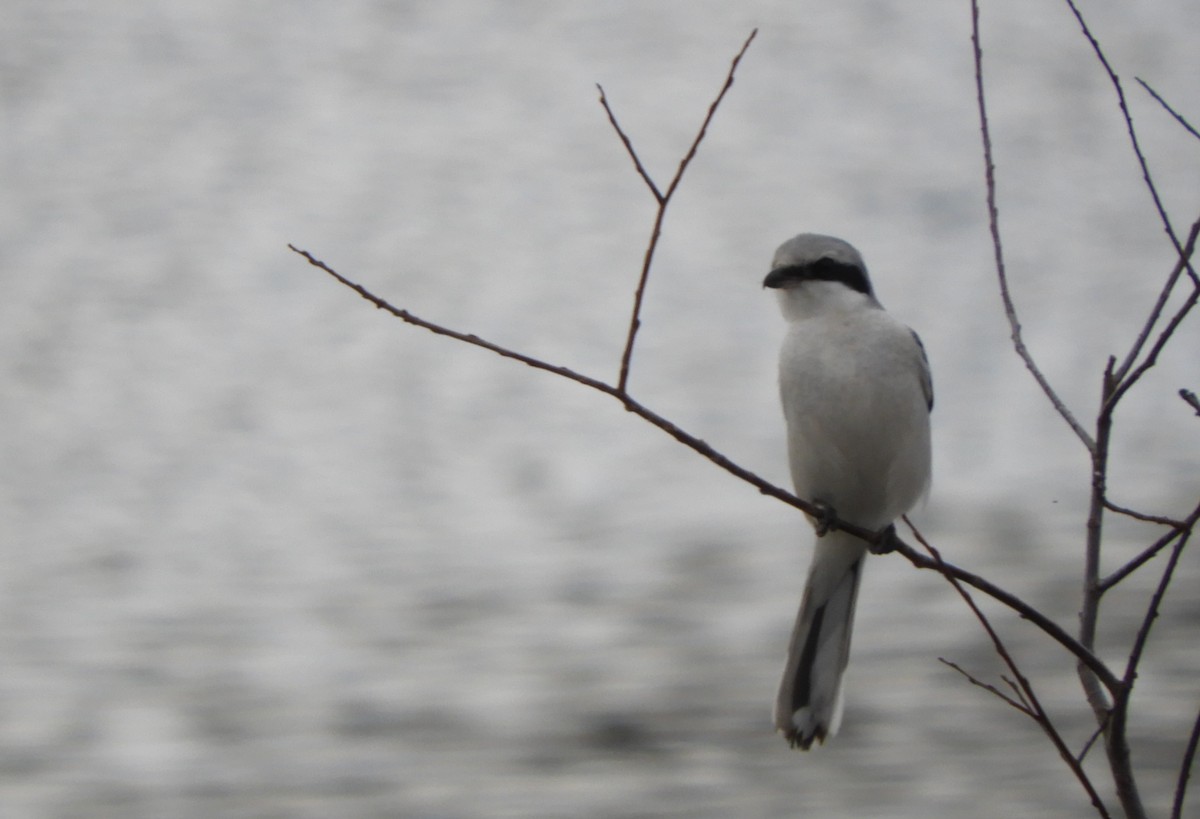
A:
763 266 802 289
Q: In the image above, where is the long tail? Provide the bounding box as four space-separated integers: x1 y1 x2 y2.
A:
774 530 867 749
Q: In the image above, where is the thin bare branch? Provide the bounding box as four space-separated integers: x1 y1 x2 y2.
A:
1120 528 1191 695
971 0 1095 450
1106 217 1200 411
1136 78 1200 143
660 29 757 203
1062 0 1200 392
596 85 663 203
1182 389 1200 417
938 657 1032 715
1100 499 1200 592
294 243 1125 701
1078 717 1109 764
895 518 1121 694
1102 529 1192 819
288 244 842 524
911 520 1112 818
1173 703 1200 819
1103 497 1186 529
1078 365 1136 818
612 28 757 394
1001 674 1033 711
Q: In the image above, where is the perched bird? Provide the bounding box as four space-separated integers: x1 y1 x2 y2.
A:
764 233 932 749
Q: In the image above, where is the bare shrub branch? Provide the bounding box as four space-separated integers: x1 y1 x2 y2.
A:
938 657 1032 715
970 0 1094 449
1181 389 1200 416
1136 78 1200 144
295 12 1197 817
911 520 1112 817
1062 0 1200 392
1174 706 1200 819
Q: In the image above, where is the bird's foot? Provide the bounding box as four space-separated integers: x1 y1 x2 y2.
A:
869 524 901 555
812 501 838 537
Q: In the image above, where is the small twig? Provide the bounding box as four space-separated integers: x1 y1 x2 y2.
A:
1173 704 1200 819
895 518 1121 694
1182 389 1200 417
1102 498 1186 529
1120 528 1192 701
1106 217 1200 411
1100 499 1200 592
596 86 663 203
1136 77 1200 144
1103 527 1192 819
1063 0 1200 391
938 657 1032 715
1001 674 1033 711
1078 717 1110 764
608 29 757 394
971 0 1094 450
660 29 757 205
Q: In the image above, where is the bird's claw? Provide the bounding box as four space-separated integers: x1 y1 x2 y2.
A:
870 524 900 555
812 501 838 537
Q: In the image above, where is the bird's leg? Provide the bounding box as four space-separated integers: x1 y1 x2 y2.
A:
811 500 838 537
869 524 900 555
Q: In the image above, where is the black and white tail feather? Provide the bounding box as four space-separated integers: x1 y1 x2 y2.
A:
764 234 932 750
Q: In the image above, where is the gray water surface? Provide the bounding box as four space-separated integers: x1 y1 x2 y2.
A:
3 2 1199 817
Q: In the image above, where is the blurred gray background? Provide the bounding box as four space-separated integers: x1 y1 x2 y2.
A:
3 1 1199 817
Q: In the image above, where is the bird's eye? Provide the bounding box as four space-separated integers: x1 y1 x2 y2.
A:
807 257 872 296
811 257 841 275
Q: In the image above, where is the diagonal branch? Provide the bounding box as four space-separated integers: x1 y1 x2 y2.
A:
1182 389 1200 417
1173 703 1200 819
970 0 1095 450
911 521 1112 818
1102 497 1186 529
939 657 1032 715
292 244 1123 696
1100 498 1200 592
596 86 663 203
288 244 831 524
1119 527 1192 700
1104 217 1200 411
893 533 1121 694
1062 0 1200 391
1136 78 1200 144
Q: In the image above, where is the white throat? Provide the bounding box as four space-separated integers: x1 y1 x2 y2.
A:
775 280 881 323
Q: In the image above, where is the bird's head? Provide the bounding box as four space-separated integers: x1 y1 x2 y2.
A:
763 234 878 320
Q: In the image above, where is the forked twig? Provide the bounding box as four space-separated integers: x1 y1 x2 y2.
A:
1103 217 1200 412
1062 0 1200 390
603 28 757 394
938 657 1031 715
1099 499 1200 592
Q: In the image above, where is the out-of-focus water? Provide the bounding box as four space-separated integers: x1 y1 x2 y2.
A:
3 2 1198 817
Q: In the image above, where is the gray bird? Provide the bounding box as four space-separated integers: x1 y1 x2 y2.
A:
764 233 932 749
